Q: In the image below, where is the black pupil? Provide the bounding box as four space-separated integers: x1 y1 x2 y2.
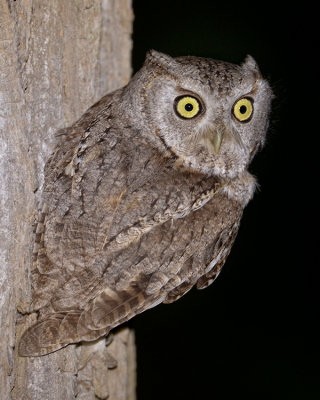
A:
239 105 247 114
185 103 194 112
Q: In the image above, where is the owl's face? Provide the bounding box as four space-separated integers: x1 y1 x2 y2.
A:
122 50 272 179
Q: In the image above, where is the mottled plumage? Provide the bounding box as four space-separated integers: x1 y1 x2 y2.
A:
19 50 272 356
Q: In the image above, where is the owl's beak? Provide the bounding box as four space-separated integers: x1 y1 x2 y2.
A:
198 123 226 154
210 129 224 154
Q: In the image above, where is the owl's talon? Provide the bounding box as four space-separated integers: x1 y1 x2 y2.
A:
105 332 114 346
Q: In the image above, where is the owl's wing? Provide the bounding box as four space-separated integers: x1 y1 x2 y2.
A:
20 183 242 357
31 116 225 311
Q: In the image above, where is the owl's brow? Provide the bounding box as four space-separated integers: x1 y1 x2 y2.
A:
248 77 260 95
175 85 201 97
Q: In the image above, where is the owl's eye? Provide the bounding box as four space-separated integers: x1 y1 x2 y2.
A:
233 98 253 122
175 96 201 119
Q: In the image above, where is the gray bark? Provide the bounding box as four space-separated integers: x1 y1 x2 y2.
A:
0 1 135 399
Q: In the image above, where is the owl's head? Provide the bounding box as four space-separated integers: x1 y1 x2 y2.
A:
122 50 272 179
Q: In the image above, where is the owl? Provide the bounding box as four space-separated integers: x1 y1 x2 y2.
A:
19 50 272 356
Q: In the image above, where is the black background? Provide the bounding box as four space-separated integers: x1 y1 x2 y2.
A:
127 1 319 398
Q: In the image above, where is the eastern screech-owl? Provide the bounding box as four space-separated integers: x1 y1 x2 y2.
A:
19 50 272 356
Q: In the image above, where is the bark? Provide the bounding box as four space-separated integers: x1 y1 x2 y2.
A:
0 1 134 399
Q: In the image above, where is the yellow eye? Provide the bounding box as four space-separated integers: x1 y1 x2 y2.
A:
233 98 254 122
175 96 201 119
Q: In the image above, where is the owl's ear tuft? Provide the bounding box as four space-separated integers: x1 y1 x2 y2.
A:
241 55 261 74
144 50 177 70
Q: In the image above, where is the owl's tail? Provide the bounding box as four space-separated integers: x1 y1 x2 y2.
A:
18 288 163 357
18 311 104 357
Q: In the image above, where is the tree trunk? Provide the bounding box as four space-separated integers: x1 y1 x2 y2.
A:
0 1 134 399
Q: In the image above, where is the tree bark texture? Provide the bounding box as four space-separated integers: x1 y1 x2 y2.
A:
0 1 134 399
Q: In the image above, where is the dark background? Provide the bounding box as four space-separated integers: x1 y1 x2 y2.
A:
128 1 319 398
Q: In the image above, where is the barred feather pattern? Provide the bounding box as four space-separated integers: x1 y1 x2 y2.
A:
19 50 271 356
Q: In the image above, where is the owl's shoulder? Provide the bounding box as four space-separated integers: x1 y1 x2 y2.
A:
221 172 257 206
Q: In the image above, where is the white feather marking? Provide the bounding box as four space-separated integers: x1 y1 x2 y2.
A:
205 248 229 274
145 296 166 311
